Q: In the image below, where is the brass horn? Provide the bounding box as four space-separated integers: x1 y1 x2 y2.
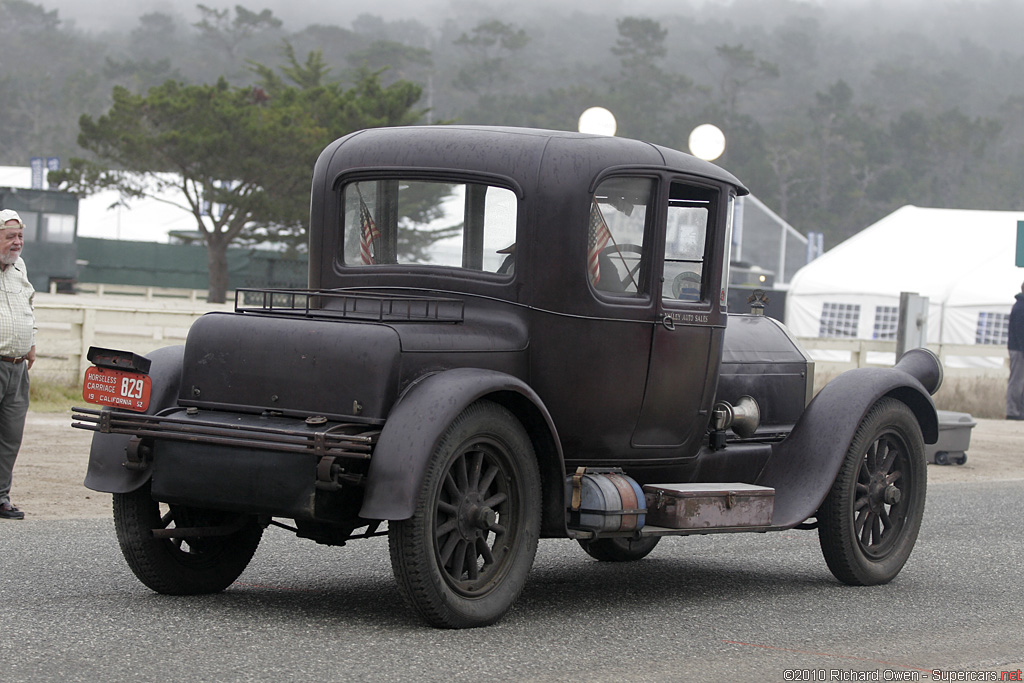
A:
712 395 761 439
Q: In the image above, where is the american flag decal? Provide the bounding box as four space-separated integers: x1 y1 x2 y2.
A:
587 199 612 284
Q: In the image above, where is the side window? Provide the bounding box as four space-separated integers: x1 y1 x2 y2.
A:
664 183 715 303
340 180 517 273
589 177 652 296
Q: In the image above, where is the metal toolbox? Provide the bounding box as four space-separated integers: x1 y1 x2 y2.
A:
643 483 775 530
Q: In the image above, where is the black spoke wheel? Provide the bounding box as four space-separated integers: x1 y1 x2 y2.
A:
389 401 540 628
818 397 926 585
577 535 660 562
113 482 263 595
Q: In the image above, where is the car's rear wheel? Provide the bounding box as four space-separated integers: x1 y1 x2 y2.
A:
818 397 926 585
577 535 660 562
389 401 541 628
113 482 263 594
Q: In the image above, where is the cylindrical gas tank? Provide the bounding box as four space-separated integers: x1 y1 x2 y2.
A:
565 467 646 532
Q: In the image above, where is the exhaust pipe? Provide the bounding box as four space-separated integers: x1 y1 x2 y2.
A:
894 347 943 396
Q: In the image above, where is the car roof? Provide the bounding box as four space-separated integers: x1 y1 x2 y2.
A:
314 125 749 197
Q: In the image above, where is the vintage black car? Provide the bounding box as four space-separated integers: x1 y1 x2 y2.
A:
74 126 943 629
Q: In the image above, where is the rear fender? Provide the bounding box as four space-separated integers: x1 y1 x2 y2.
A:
83 346 184 493
360 368 565 535
757 364 938 529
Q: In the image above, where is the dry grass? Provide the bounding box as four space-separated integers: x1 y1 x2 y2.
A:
29 379 81 413
814 371 1007 419
930 375 1007 419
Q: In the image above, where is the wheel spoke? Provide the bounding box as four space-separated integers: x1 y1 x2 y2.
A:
880 440 897 473
438 500 458 516
477 537 495 566
159 510 174 529
854 495 870 511
865 441 879 475
465 544 479 580
443 471 461 499
855 507 869 536
860 512 873 545
886 471 903 485
479 462 499 493
449 539 467 578
467 451 483 490
455 454 469 490
871 514 882 546
482 492 508 509
438 531 460 565
435 518 458 537
879 506 892 532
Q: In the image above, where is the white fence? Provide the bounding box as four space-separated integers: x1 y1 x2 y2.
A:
31 290 1011 385
34 289 233 385
800 338 1009 380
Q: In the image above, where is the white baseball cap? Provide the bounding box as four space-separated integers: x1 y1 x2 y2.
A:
0 209 25 228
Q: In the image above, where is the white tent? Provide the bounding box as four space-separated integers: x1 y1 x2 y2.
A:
785 205 1024 347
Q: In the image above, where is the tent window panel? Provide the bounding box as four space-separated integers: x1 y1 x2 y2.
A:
819 302 861 338
976 311 1010 345
872 306 899 340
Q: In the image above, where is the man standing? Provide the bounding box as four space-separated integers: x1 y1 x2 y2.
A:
1009 281 1024 421
0 209 35 520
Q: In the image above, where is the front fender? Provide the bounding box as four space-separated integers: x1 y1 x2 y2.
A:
83 345 184 493
757 364 938 529
359 368 563 523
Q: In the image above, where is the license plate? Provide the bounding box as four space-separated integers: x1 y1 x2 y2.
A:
82 366 152 412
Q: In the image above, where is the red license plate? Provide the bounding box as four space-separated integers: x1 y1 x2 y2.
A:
82 366 152 412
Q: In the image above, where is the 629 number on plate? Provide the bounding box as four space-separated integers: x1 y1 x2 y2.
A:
82 366 152 412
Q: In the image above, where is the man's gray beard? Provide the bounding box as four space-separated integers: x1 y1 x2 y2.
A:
0 251 20 266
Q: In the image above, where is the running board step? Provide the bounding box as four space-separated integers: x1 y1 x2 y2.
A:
642 483 775 530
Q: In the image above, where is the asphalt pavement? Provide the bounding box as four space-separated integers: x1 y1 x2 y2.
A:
1 480 1022 682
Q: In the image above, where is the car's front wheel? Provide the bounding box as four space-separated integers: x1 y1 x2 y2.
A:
389 400 541 628
818 397 927 585
113 482 263 594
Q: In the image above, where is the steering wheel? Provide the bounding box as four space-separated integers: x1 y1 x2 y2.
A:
599 243 643 291
671 271 702 301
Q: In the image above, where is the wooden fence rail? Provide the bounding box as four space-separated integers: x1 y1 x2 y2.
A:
29 293 1012 385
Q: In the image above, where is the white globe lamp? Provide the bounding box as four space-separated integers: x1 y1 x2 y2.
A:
688 123 726 161
578 107 617 136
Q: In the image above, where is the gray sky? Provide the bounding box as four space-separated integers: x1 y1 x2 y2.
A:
47 0 734 33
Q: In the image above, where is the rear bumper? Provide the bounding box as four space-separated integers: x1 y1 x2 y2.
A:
73 406 380 519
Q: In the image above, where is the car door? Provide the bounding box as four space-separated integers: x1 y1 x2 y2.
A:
631 180 725 454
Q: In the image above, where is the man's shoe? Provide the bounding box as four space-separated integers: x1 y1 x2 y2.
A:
0 503 25 519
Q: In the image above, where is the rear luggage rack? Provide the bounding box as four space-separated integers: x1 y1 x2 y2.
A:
234 288 465 323
71 406 380 460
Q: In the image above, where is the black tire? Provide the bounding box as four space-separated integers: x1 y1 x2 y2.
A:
113 482 263 595
818 397 927 586
577 535 660 562
389 401 541 628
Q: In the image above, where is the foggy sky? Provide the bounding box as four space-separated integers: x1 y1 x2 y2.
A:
41 0 932 34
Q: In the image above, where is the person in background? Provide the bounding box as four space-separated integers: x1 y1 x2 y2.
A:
1007 281 1024 421
0 209 36 520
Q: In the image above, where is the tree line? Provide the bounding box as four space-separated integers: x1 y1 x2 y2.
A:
2 0 1022 300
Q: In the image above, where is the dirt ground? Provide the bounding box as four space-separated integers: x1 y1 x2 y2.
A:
7 411 1024 521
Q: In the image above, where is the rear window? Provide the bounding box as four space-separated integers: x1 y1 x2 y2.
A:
339 179 517 274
